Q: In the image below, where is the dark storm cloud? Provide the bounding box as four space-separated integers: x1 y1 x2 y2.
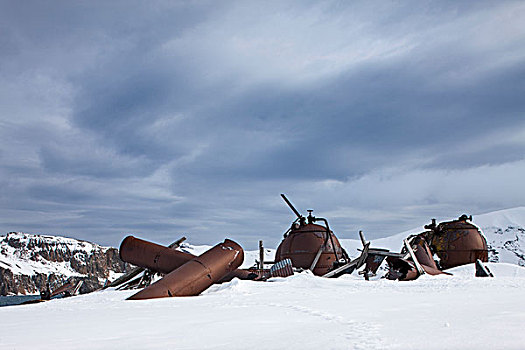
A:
1 1 524 248
160 53 525 181
65 1 525 181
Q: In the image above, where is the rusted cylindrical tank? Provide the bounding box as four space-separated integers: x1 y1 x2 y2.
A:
275 223 344 276
119 236 194 274
426 216 488 270
119 236 256 281
128 239 244 299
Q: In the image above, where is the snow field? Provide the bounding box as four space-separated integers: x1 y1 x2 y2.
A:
1 263 524 350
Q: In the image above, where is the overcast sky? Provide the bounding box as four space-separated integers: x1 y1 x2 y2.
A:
1 1 524 249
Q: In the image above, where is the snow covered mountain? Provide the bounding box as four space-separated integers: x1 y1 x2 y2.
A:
473 207 525 266
0 232 128 295
340 207 525 267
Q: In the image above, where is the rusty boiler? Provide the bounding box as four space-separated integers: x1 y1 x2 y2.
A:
423 214 488 269
128 239 244 300
275 194 348 276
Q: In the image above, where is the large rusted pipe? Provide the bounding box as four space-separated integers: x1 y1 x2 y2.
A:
119 235 256 281
128 239 244 299
119 236 194 274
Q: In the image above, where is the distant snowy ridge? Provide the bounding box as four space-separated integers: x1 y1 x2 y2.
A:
475 207 525 266
340 207 525 267
0 232 128 295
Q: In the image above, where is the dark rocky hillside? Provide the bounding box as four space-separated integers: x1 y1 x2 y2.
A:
0 232 129 295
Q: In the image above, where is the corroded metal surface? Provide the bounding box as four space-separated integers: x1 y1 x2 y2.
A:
275 223 344 276
386 215 489 280
50 281 75 298
385 236 444 281
277 194 348 276
119 235 256 282
269 259 294 278
363 253 386 276
119 236 194 274
385 256 448 281
411 235 439 270
424 216 488 269
128 239 244 299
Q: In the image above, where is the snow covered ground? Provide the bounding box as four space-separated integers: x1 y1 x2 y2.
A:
1 263 524 350
2 207 525 349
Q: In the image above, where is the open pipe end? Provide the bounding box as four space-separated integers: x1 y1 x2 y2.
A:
119 235 136 262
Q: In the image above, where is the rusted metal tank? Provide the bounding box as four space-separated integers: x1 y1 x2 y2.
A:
275 222 345 276
119 236 194 274
276 194 348 276
385 215 487 280
119 235 256 282
128 239 244 299
423 215 488 270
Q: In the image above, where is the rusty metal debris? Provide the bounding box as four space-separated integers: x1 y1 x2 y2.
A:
422 215 488 269
50 279 83 298
19 278 83 305
128 239 244 300
384 238 449 281
276 194 350 276
269 259 294 278
273 196 489 281
475 259 494 277
118 235 257 288
105 237 187 290
108 196 493 301
384 215 488 281
10 195 495 306
116 235 258 299
119 236 192 275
